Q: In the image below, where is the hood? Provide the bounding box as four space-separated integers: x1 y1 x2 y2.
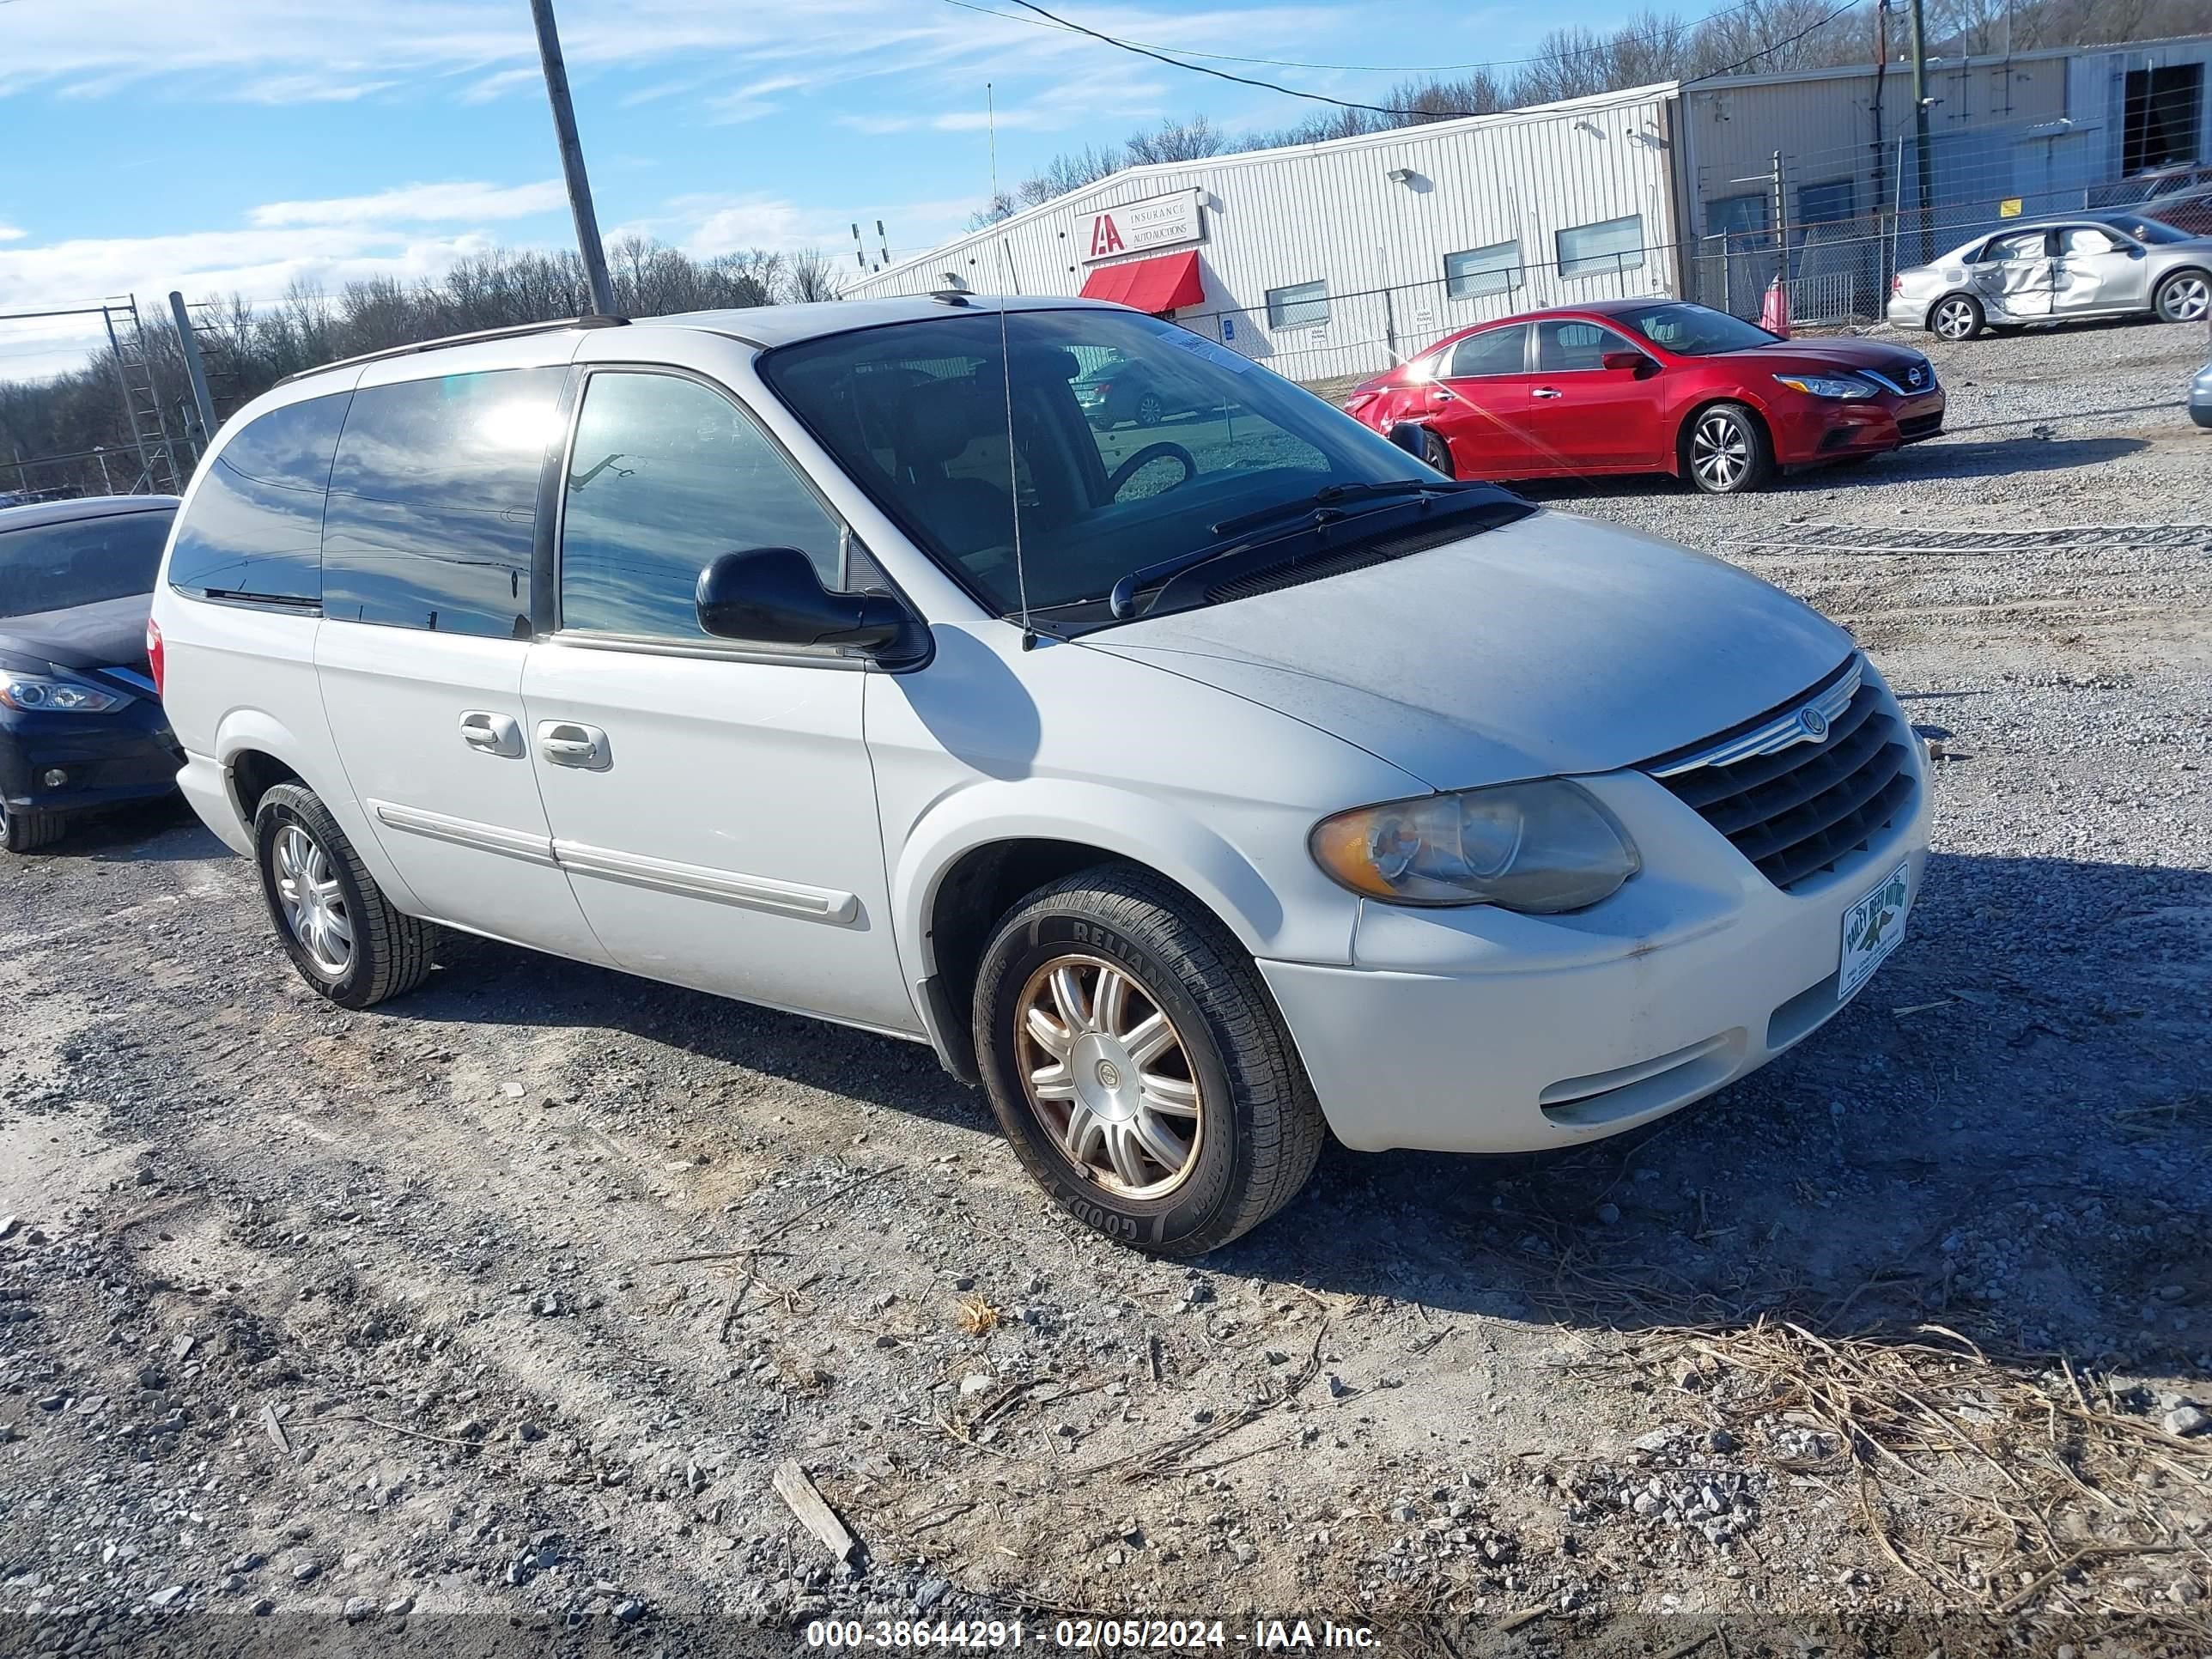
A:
1735 337 1932 377
0 592 154 673
1079 509 1853 790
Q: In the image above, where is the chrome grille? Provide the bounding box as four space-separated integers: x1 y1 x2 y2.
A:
1645 659 1917 892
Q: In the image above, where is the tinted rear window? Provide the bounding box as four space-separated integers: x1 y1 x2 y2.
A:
168 393 349 605
0 509 173 617
320 368 564 638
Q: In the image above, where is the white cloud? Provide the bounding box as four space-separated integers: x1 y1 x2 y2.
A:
248 180 568 228
706 72 811 124
230 74 398 104
0 180 567 384
0 223 26 242
459 67 542 105
0 0 1346 111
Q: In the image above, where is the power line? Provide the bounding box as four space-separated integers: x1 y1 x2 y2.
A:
939 0 1777 75
994 0 1865 120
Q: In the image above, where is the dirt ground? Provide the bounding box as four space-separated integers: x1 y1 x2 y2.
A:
3 318 2210 1656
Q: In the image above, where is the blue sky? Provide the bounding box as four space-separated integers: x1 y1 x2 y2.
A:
1 0 1603 381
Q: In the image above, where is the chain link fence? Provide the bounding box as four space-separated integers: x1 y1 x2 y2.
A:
1170 250 1674 390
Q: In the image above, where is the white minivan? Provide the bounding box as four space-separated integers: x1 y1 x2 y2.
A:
151 297 1928 1255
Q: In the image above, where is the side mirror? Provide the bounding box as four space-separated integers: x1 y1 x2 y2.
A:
1386 421 1430 459
1601 349 1657 376
695 547 920 658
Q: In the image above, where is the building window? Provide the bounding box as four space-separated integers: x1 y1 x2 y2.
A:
1265 280 1329 329
1556 213 1647 279
1798 179 1856 225
1705 192 1769 241
2124 64 2204 174
1443 240 1523 300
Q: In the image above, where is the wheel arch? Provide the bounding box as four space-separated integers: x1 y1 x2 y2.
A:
1673 394 1773 479
2154 264 2211 314
895 788 1295 1083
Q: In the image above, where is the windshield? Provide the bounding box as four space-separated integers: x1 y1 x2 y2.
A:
2099 214 2190 245
1618 303 1780 356
758 307 1452 623
0 509 172 618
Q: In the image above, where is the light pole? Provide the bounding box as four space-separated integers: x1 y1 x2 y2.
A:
528 0 617 317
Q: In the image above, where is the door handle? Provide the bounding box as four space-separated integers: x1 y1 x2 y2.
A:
1427 386 1457 402
536 720 611 771
458 711 524 757
1533 386 1565 398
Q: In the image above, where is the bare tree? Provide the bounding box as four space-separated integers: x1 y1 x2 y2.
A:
784 249 840 303
1125 114 1225 165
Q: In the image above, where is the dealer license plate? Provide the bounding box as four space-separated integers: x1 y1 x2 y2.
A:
1838 860 1912 1000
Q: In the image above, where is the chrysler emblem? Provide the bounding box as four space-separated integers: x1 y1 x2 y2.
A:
1800 706 1830 740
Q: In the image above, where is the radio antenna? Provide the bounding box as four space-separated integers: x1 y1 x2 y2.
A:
986 82 1036 650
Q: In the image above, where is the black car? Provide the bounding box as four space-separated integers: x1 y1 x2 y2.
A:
0 495 181 852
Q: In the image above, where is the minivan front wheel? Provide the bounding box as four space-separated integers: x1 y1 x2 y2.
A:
973 866 1324 1255
253 781 435 1009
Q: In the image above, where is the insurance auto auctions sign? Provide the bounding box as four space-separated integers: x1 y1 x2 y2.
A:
1079 191 1204 264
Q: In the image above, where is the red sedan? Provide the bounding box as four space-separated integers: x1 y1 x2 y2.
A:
1342 300 1945 495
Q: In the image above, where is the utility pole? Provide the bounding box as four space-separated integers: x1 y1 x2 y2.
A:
528 0 617 317
168 291 217 453
1908 0 1936 261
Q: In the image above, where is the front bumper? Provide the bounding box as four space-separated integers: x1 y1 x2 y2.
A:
1771 387 1946 465
0 702 183 817
1259 704 1932 1155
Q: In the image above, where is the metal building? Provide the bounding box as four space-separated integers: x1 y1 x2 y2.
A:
847 34 2211 381
1678 34 2212 321
842 84 1681 385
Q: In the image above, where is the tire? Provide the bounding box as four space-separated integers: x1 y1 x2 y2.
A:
971 864 1325 1256
2153 268 2211 325
1420 428 1455 477
1682 402 1773 495
252 781 435 1010
1929 293 1984 341
1 801 66 854
1134 392 1166 428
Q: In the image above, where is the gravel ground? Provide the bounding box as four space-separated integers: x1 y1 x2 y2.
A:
2 316 2209 1656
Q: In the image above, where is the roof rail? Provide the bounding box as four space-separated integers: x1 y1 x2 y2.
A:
273 313 629 387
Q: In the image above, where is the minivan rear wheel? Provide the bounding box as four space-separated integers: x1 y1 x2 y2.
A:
253 781 435 1009
972 865 1325 1255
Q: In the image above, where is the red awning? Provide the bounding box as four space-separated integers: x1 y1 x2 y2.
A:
1079 250 1205 314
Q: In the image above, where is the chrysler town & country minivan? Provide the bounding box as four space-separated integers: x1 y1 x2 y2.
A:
151 297 1929 1255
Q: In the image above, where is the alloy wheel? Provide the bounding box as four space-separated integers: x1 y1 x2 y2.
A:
1013 953 1203 1200
273 823 353 978
1933 298 1978 340
1135 392 1165 427
1691 412 1751 492
2159 273 2210 324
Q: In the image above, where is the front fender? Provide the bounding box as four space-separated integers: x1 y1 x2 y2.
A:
892 778 1325 990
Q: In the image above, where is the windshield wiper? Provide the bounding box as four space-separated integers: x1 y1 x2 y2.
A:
1108 483 1517 621
1207 477 1479 540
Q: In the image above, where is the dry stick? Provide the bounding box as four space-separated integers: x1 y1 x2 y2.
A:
1659 1632 1717 1659
646 1169 889 1267
1498 1605 1549 1633
332 1412 482 1450
1993 1543 2194 1618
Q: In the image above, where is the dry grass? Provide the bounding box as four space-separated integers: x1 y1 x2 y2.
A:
1644 1317 2210 1626
1489 1215 2212 1632
955 1292 1000 1337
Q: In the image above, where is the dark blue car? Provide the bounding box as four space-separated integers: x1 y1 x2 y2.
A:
0 495 181 852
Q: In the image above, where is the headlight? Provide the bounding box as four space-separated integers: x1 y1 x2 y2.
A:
0 670 128 714
1310 779 1640 912
1773 373 1878 400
